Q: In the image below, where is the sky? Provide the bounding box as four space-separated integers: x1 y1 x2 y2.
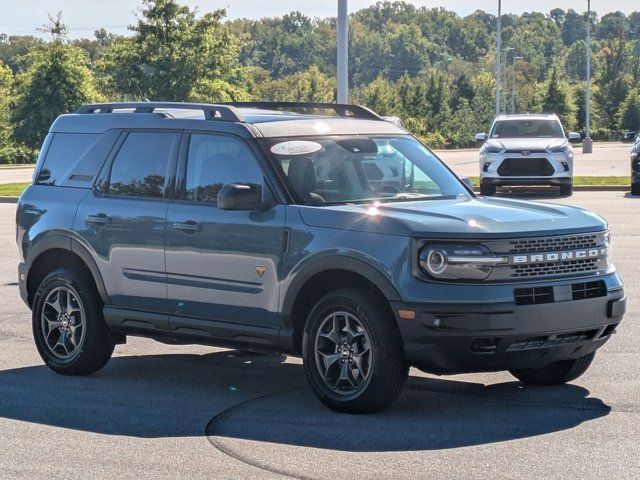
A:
0 0 637 39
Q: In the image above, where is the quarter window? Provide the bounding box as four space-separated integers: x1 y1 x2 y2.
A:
37 133 99 185
107 132 177 198
185 134 263 204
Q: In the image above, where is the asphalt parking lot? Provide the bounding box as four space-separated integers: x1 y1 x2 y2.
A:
0 191 638 480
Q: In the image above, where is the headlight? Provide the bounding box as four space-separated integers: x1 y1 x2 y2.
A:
483 146 503 154
418 244 507 281
549 145 568 154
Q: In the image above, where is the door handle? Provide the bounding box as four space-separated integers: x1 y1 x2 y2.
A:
170 221 201 233
85 213 111 226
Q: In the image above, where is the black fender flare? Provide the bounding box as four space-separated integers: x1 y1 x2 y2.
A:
280 255 402 330
25 234 111 305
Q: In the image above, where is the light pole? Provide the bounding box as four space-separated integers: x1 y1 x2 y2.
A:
495 0 502 117
583 0 593 153
503 47 514 114
512 56 523 114
337 0 349 104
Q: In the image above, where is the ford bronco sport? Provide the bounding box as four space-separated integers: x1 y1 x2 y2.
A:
17 102 625 413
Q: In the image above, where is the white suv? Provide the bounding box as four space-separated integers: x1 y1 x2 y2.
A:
475 114 581 196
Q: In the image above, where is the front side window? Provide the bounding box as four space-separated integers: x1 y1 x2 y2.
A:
185 134 263 204
107 132 178 198
490 119 564 139
266 135 469 205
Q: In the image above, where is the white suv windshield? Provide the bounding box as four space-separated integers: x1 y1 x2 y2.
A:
266 136 470 205
491 119 564 139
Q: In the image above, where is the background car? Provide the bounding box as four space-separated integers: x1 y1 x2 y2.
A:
623 131 637 143
475 114 581 196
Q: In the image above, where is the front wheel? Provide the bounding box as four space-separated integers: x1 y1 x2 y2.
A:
32 268 115 375
480 182 496 196
559 182 574 197
302 288 408 414
509 352 595 386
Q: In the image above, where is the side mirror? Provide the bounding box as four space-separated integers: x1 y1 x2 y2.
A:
461 176 474 190
475 133 487 145
217 183 265 211
568 132 581 143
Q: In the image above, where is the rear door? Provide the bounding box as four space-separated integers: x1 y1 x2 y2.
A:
164 132 286 329
74 130 179 318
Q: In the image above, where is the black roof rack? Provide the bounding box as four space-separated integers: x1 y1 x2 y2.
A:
224 102 383 121
75 102 244 122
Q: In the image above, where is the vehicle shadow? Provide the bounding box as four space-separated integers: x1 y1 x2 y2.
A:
0 351 610 452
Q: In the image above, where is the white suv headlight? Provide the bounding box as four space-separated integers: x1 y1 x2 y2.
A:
549 145 569 154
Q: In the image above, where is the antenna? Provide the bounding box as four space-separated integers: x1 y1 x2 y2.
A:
132 79 149 102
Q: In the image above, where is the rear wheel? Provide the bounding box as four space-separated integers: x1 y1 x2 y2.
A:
32 268 115 375
302 288 408 414
480 182 496 196
509 352 595 386
631 182 640 196
559 182 573 196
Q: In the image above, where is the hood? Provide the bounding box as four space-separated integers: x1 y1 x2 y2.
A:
297 197 607 238
485 138 567 151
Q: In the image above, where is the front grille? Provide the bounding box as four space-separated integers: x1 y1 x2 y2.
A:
497 158 554 176
511 258 599 278
514 280 607 305
508 234 599 254
504 149 547 154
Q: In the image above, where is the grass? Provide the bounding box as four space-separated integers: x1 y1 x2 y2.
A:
0 182 30 196
467 176 630 186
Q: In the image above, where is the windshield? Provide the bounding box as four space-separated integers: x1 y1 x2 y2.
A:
490 119 564 139
266 135 470 205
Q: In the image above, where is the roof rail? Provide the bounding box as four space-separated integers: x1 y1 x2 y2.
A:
223 102 383 121
75 102 244 122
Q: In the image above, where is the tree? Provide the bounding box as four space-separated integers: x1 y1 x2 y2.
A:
618 90 640 131
255 66 335 102
11 19 101 148
0 62 12 147
593 36 632 129
353 76 401 116
97 0 245 101
541 66 577 130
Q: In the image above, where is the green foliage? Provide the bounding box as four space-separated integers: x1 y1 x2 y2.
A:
0 144 38 164
11 41 101 147
1 0 640 153
618 90 640 131
541 66 577 130
0 62 12 147
97 0 246 101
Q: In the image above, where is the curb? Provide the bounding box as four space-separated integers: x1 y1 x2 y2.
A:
0 197 19 203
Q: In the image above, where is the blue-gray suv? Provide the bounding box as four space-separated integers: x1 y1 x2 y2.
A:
17 102 626 413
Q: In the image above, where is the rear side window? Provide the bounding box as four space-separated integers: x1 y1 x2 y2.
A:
37 133 99 185
106 132 178 198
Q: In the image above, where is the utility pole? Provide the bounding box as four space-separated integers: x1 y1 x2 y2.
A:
503 47 514 114
583 0 593 153
495 0 502 117
337 0 349 104
512 56 523 114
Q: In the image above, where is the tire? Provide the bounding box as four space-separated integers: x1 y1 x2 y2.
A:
509 352 595 386
32 267 115 375
632 182 640 196
559 182 573 197
480 182 496 196
302 288 408 414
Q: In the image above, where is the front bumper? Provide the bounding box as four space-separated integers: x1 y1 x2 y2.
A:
392 276 625 374
480 153 572 186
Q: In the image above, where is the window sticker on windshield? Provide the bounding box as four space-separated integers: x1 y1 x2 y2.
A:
271 141 322 156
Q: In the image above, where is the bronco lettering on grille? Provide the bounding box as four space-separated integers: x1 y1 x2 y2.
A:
511 248 607 265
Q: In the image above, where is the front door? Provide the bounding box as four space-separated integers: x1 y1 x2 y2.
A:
75 131 179 315
164 133 285 329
